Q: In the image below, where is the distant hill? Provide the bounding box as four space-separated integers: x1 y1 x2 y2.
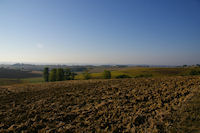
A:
0 63 89 72
0 63 129 72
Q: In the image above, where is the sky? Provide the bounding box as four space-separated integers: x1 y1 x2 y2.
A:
0 0 200 65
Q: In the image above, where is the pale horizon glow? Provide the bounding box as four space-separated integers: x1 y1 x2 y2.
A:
0 0 200 66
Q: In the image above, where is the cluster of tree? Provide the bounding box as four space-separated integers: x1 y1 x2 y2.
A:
182 64 200 67
189 69 200 75
196 64 200 67
43 67 76 82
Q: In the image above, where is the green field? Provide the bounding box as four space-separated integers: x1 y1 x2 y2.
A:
0 78 22 86
21 77 44 83
76 67 200 79
0 77 44 86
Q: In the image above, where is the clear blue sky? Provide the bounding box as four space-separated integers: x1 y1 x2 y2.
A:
0 0 200 65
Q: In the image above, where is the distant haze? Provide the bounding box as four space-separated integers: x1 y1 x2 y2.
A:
0 0 200 65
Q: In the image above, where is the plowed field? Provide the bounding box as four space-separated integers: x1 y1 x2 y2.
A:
0 76 200 132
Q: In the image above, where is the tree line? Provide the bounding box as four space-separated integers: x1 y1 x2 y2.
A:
43 67 76 82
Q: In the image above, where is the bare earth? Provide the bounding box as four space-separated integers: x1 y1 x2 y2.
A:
0 76 200 132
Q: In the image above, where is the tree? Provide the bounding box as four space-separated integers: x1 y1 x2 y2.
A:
65 68 71 80
70 72 76 80
56 68 65 81
183 65 187 67
83 71 91 80
49 68 57 82
103 70 111 79
43 67 49 82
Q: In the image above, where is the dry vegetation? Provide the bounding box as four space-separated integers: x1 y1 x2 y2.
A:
0 76 200 132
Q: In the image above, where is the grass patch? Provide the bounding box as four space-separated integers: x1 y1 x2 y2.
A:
0 78 22 86
135 74 153 78
0 77 44 86
21 77 44 83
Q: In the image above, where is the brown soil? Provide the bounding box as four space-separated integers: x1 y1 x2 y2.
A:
0 76 200 132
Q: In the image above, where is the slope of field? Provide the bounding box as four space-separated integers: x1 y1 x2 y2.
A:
0 68 43 86
0 77 44 86
76 67 200 79
0 76 200 132
0 79 22 86
172 90 200 132
0 68 42 79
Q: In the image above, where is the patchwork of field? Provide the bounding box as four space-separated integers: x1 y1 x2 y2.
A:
0 68 42 79
76 67 200 79
0 68 43 86
0 76 200 132
1 67 200 86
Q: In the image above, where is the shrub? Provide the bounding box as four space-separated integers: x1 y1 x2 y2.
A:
103 70 111 79
116 74 131 79
83 71 91 80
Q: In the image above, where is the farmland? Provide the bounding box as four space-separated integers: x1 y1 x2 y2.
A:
0 76 200 132
1 66 200 86
76 66 200 79
0 78 44 86
0 67 42 79
0 68 43 86
1 0 200 132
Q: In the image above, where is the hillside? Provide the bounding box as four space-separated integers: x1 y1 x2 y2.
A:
76 67 200 79
0 76 200 132
0 68 42 79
